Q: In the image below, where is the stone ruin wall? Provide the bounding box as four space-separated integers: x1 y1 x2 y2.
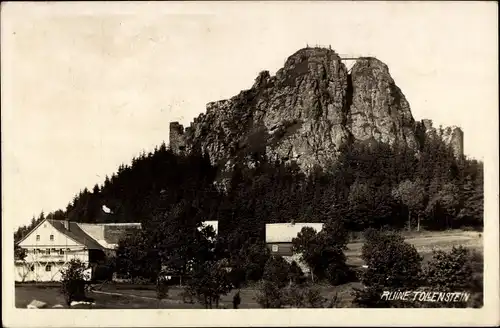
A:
169 122 186 153
419 119 464 159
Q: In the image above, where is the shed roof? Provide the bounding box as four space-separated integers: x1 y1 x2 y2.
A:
265 223 324 243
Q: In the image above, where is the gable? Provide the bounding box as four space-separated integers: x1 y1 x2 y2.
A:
18 220 82 247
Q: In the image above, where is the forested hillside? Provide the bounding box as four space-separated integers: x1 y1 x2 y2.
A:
15 131 483 245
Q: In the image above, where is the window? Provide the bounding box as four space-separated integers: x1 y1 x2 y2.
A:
46 249 51 255
272 245 279 252
59 249 64 255
50 235 54 241
45 265 52 272
36 235 40 241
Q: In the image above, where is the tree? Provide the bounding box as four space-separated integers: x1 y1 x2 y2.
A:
457 160 483 228
187 259 233 309
292 226 321 281
255 280 286 308
423 246 474 291
61 259 91 306
115 232 160 281
151 201 216 282
156 273 170 308
292 221 351 284
239 241 271 283
292 227 318 254
353 229 423 307
418 246 483 308
262 255 292 288
14 244 27 261
427 182 461 229
289 261 305 285
392 179 426 231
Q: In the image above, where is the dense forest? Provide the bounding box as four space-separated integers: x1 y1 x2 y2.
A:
14 132 483 244
14 130 484 307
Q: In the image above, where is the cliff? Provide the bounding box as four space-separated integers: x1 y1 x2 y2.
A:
169 47 464 172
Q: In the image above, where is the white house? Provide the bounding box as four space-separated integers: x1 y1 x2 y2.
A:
15 218 141 282
265 222 325 274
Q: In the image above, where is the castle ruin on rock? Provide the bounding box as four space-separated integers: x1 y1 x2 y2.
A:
168 47 464 171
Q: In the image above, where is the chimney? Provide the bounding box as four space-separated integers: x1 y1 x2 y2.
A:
64 220 69 231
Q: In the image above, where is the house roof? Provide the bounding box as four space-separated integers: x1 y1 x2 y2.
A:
265 223 324 243
48 219 105 250
48 220 142 250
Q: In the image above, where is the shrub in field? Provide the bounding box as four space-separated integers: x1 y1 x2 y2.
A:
262 255 292 288
60 259 90 306
326 258 351 286
283 285 306 307
423 246 473 290
187 259 233 308
353 229 423 307
423 246 482 308
255 280 286 308
361 230 422 288
325 293 340 308
257 281 328 308
303 285 326 308
156 274 170 308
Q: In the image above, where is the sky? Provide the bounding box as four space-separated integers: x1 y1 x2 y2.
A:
2 2 498 230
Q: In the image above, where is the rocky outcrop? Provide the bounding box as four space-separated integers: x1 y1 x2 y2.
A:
349 58 418 150
169 47 463 173
416 119 464 158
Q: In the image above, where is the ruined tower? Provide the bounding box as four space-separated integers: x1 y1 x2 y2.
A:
169 122 186 154
418 119 464 159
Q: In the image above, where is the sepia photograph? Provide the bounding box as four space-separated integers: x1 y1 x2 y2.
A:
2 1 498 327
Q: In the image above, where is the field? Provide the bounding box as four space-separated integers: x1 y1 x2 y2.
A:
15 282 361 309
345 229 483 266
15 230 482 309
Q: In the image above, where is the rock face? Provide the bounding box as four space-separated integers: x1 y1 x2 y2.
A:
169 47 463 172
416 119 464 158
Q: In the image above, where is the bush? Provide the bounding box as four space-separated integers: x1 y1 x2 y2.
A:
423 246 483 308
156 274 170 308
262 255 292 288
61 259 90 306
255 280 286 308
92 264 114 282
361 230 422 289
289 261 306 285
256 280 328 309
187 260 233 309
303 285 326 308
326 256 351 286
283 285 306 307
423 246 473 290
353 230 423 307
